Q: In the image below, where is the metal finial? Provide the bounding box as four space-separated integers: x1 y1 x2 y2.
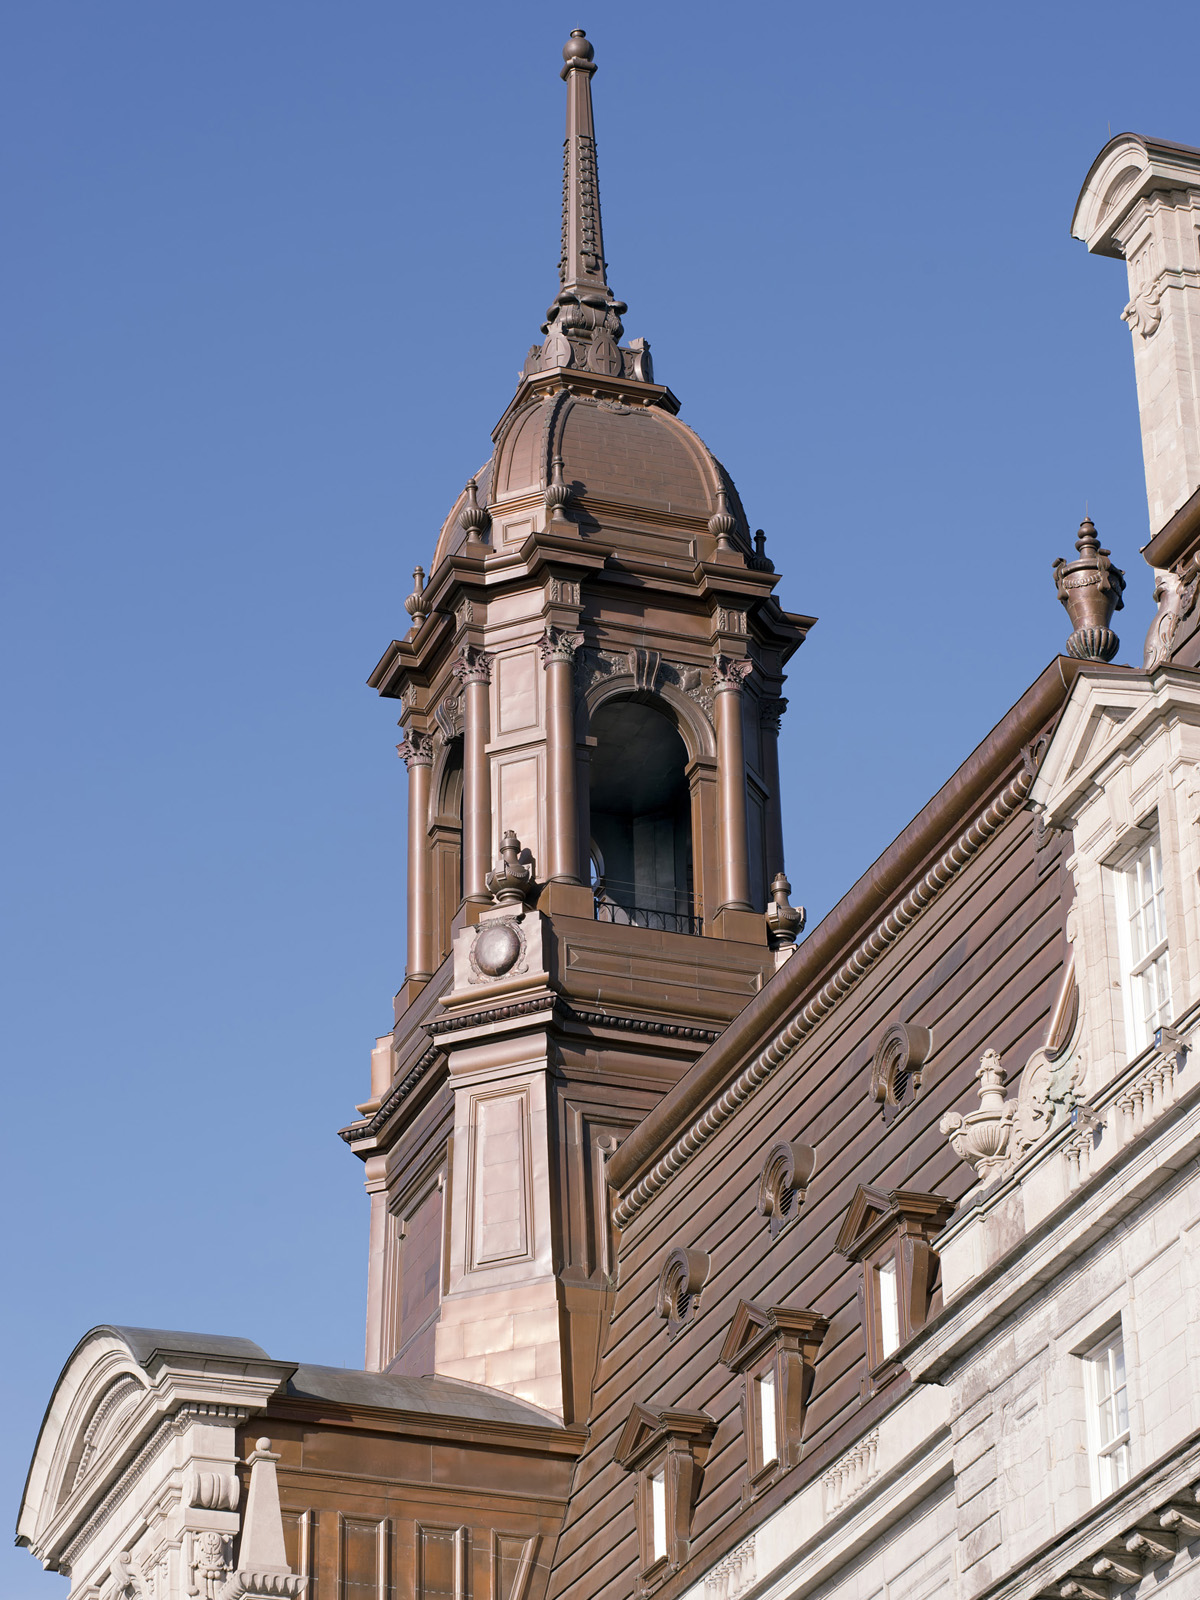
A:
404 565 430 626
1052 515 1125 662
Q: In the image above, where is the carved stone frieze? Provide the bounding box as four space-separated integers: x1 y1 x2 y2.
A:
714 606 747 635
548 576 581 606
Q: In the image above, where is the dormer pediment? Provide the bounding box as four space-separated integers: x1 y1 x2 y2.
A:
835 1185 955 1262
1030 667 1200 830
718 1300 828 1373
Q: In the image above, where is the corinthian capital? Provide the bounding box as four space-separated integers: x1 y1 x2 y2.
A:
538 627 584 666
453 644 493 685
712 653 753 692
396 729 434 768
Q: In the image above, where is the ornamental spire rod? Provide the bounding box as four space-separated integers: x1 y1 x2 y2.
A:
521 31 654 386
559 29 607 293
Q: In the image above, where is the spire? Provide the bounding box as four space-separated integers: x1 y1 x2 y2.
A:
559 30 607 294
521 31 654 386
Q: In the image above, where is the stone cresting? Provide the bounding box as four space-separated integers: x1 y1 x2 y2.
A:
612 771 1034 1227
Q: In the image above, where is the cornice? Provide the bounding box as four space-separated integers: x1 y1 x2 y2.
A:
338 1042 443 1147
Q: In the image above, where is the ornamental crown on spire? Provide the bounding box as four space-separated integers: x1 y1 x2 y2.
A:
520 30 654 386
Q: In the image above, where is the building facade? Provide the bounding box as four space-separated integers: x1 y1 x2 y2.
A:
17 35 1200 1600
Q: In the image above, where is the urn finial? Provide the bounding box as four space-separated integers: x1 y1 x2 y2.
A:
485 830 535 906
1052 516 1125 661
404 565 430 626
708 485 737 555
765 871 806 954
460 478 491 545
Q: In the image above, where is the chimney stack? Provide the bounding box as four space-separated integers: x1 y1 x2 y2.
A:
1072 136 1200 540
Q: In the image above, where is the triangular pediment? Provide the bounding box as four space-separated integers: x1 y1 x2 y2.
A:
719 1300 771 1371
614 1403 664 1469
834 1184 892 1260
1030 667 1200 828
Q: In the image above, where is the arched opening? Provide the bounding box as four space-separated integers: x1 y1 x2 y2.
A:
589 698 696 933
431 738 463 964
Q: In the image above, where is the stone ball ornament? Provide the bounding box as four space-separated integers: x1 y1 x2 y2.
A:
472 922 523 979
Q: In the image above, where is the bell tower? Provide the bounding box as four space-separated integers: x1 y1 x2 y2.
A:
341 30 815 1422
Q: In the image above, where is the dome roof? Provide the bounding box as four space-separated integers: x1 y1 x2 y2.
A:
430 389 751 570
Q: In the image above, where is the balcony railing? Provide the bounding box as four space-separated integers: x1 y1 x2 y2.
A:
592 880 701 937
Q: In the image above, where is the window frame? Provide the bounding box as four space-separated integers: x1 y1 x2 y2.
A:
719 1300 828 1503
1083 1326 1132 1501
1111 818 1173 1058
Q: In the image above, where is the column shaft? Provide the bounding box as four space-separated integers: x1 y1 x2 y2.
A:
541 632 583 883
406 758 433 980
462 667 492 902
715 678 752 913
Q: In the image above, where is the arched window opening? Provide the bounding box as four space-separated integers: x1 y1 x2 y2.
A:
432 738 464 964
589 699 697 934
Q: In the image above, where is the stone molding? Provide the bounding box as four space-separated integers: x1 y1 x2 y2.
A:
613 769 1032 1227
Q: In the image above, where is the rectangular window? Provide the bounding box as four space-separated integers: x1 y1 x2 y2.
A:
649 1467 666 1562
757 1367 777 1467
1118 829 1172 1054
877 1255 900 1358
1085 1331 1131 1498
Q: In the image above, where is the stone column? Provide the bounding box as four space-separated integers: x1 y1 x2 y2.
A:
456 646 493 903
761 696 788 881
398 730 434 981
539 628 584 883
713 655 754 913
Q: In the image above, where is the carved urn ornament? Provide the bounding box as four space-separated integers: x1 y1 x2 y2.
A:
403 565 430 627
545 453 571 528
764 872 805 952
1052 516 1125 661
708 485 737 554
939 1050 1016 1181
460 477 491 545
485 830 535 907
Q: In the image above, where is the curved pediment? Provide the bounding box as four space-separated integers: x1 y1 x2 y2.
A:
1072 133 1200 258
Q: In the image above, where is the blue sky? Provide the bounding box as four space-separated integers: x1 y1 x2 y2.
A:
3 2 1198 1591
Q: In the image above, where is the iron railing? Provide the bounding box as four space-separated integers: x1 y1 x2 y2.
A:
592 881 701 936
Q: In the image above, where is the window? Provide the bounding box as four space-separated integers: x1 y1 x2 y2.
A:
1085 1331 1131 1498
756 1368 777 1467
1117 827 1172 1054
877 1256 900 1359
834 1186 954 1391
615 1404 715 1588
648 1468 666 1563
719 1300 827 1500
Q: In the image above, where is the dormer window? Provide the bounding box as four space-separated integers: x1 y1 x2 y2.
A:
615 1405 715 1589
1115 823 1172 1054
835 1186 954 1391
719 1301 828 1500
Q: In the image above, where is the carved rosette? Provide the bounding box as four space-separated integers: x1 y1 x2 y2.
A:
453 644 493 686
396 729 434 769
538 627 584 666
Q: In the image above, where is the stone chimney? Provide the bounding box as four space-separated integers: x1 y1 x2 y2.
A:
1072 136 1200 538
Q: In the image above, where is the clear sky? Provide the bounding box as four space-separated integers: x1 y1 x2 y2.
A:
3 2 1198 1591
